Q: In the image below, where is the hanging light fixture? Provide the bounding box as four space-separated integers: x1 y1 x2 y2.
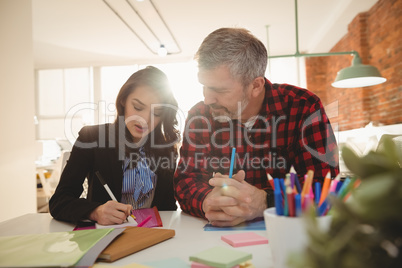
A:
103 0 181 57
267 0 386 88
331 53 386 88
158 44 168 57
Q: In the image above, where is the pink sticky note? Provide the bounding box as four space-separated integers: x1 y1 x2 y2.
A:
221 232 268 247
191 262 239 268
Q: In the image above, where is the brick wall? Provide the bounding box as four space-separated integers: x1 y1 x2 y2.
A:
306 0 402 131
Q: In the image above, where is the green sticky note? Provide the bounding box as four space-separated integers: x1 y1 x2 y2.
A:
0 228 113 267
189 246 252 268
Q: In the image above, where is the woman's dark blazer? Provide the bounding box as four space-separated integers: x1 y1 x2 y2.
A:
49 123 177 224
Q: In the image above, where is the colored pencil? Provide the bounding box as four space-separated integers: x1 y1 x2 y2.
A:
137 215 152 227
287 172 294 190
295 194 302 216
266 173 275 190
290 166 301 193
337 177 351 199
286 186 295 217
314 182 321 205
228 147 236 178
318 171 332 206
301 170 314 204
329 174 341 193
335 180 344 194
279 179 288 216
343 178 361 202
318 199 329 216
274 178 283 216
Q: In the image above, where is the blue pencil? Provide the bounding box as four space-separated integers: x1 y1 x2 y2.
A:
318 199 329 216
315 182 321 205
274 191 284 216
335 180 344 194
279 179 288 216
274 178 283 215
229 147 236 178
295 194 302 216
337 177 351 198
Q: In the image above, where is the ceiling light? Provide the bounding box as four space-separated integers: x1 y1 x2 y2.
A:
103 0 181 56
331 54 386 88
158 44 167 57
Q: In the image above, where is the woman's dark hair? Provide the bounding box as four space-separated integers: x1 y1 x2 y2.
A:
115 66 180 171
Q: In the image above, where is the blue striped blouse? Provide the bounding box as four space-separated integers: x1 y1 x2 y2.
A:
121 147 156 209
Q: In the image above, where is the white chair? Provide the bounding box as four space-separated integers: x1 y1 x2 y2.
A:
37 150 70 212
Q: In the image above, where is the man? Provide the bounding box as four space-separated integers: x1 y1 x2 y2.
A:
174 28 339 227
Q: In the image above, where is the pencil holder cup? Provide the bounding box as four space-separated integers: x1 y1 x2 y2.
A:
263 207 331 268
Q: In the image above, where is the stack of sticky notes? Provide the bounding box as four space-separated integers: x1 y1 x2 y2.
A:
189 246 252 268
221 232 268 247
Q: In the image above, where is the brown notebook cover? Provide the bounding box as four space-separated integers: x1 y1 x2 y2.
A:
97 226 175 262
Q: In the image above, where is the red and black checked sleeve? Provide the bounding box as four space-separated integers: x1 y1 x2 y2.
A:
173 104 213 218
293 98 339 184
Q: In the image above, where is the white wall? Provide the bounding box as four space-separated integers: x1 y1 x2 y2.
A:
0 0 37 222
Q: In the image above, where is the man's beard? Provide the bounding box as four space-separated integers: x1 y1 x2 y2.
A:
210 94 249 123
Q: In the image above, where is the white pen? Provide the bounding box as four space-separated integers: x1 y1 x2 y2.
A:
95 171 135 223
95 171 117 201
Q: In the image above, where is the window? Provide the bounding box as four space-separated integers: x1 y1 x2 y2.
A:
35 59 305 144
35 68 93 140
266 57 307 88
99 65 139 124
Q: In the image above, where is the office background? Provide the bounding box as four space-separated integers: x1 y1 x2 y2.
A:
0 0 400 222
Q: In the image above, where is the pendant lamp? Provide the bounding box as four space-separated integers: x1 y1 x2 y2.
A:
331 54 386 88
267 0 387 89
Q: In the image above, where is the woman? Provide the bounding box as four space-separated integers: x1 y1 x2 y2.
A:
49 66 180 225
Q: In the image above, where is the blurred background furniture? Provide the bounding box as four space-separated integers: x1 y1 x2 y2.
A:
36 150 70 212
336 123 402 178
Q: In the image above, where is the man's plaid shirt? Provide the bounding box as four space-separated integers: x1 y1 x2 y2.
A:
174 79 339 218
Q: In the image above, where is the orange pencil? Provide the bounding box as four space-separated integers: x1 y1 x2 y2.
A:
318 171 332 206
301 170 314 205
343 178 361 202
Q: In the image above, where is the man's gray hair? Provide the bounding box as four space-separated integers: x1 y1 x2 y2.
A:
194 28 268 87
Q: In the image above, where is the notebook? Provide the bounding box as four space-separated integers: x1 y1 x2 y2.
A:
0 229 113 267
95 216 138 229
204 217 265 231
98 226 175 262
75 228 124 267
74 206 162 230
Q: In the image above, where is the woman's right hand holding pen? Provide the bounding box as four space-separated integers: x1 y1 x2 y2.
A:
89 200 133 225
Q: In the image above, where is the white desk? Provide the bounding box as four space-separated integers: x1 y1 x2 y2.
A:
0 211 273 267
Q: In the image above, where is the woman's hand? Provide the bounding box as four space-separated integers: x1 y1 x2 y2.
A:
89 200 132 225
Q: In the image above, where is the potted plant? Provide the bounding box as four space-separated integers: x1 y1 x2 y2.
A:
290 136 402 268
